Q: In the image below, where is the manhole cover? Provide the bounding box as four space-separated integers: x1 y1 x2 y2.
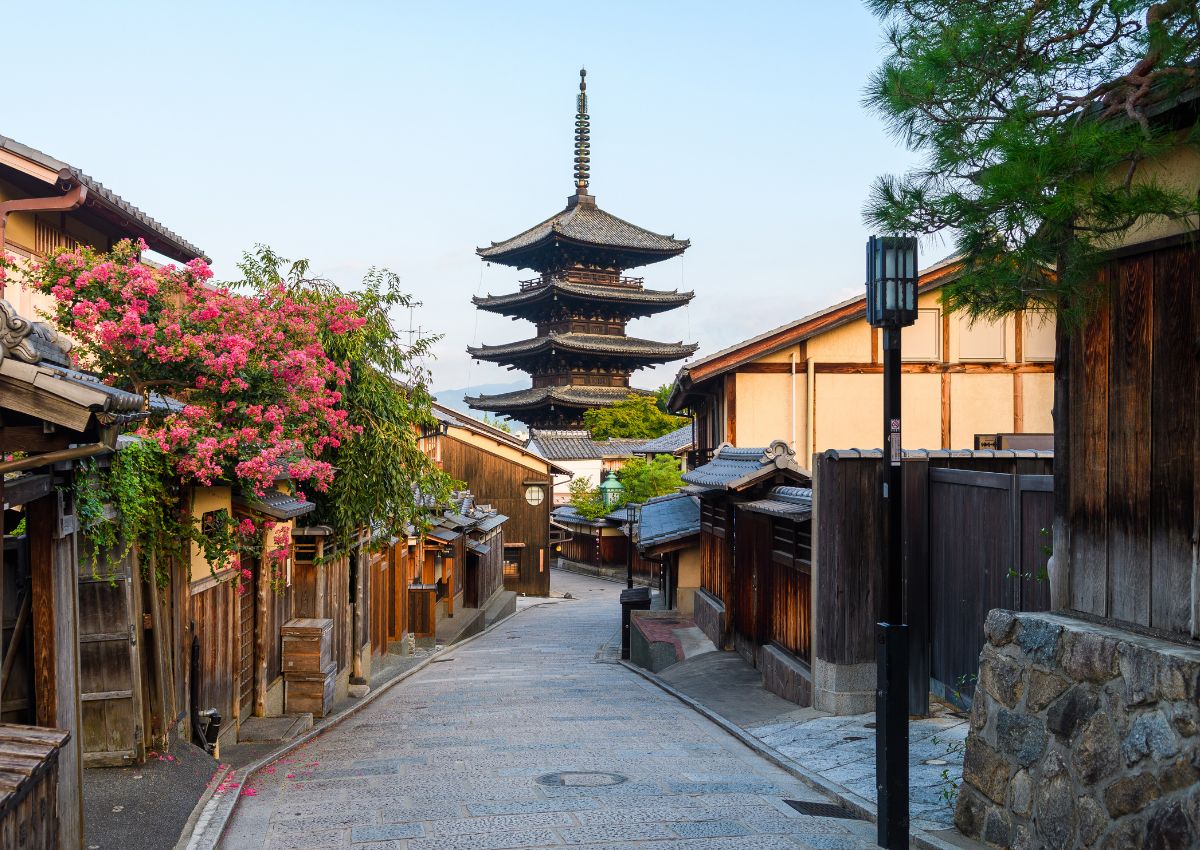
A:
783 799 860 819
536 771 628 787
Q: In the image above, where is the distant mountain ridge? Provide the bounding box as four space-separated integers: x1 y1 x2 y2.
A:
431 381 529 430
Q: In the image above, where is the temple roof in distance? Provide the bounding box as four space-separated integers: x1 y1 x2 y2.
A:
468 332 697 364
477 192 689 270
473 278 694 316
464 385 651 414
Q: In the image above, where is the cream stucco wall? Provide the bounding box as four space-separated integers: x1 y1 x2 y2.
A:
676 545 701 617
703 284 1055 459
190 486 233 585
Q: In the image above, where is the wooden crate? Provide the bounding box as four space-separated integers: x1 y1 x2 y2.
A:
284 661 337 718
0 724 69 850
281 618 333 674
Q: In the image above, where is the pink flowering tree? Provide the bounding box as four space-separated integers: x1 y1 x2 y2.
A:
26 239 366 581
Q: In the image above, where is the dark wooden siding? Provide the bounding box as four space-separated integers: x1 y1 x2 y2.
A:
440 434 551 596
189 581 235 739
1066 240 1199 636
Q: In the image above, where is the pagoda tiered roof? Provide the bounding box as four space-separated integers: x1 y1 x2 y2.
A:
473 277 693 318
464 385 652 418
467 332 697 366
476 193 688 271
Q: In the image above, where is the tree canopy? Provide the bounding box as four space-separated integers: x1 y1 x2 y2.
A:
616 454 685 504
865 0 1200 323
583 394 688 440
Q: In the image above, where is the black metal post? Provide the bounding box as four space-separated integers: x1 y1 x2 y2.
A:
876 327 909 849
626 517 635 590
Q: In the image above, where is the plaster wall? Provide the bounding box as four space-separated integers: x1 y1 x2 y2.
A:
676 546 701 618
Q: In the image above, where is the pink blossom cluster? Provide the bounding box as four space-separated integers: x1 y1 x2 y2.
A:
31 239 364 497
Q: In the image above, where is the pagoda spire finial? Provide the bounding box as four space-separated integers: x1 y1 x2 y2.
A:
573 68 590 194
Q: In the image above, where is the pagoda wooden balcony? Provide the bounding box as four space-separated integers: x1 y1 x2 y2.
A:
519 271 645 291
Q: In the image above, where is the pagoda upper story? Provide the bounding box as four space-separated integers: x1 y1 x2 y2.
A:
467 69 696 430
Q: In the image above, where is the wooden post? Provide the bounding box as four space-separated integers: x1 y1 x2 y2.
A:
255 553 269 717
127 548 147 764
27 492 84 850
147 551 172 748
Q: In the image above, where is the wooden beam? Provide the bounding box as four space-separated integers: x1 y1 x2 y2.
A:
0 375 92 432
724 373 736 446
871 328 879 365
814 362 1054 375
1013 373 1024 433
942 311 951 364
1014 310 1024 363
1 473 51 508
0 426 80 454
737 362 805 374
940 374 951 449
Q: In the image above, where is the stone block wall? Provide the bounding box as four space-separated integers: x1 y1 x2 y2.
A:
759 644 812 706
692 589 726 651
956 610 1200 849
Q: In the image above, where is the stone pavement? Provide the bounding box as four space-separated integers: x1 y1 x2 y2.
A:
218 570 880 849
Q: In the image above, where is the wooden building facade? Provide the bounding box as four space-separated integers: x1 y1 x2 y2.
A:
427 404 565 597
684 443 813 704
669 256 1056 465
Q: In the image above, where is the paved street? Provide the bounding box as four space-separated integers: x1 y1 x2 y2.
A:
219 571 878 849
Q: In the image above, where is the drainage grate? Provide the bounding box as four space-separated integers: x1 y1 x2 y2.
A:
537 771 628 787
783 800 861 820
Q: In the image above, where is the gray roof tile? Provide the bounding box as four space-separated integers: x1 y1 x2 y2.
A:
739 486 813 521
474 280 693 314
636 492 700 550
478 194 688 261
468 332 697 363
466 385 651 414
528 429 647 460
634 424 693 455
681 441 810 492
0 133 206 262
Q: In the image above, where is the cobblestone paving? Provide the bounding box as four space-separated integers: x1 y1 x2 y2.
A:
220 572 878 849
747 708 967 831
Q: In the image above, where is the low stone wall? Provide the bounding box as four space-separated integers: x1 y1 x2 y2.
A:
692 589 726 650
956 609 1200 849
759 644 812 706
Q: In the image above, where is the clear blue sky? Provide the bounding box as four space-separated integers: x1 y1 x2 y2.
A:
3 1 924 395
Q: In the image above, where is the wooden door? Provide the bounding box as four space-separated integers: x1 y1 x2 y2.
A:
78 551 145 766
237 560 256 722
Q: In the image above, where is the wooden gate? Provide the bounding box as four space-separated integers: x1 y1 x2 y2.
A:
237 559 255 722
78 553 144 766
732 510 771 668
928 468 1052 705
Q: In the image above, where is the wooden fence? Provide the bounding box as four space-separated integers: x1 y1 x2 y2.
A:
814 450 1053 713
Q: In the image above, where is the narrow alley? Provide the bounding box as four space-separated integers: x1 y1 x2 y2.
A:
219 572 879 850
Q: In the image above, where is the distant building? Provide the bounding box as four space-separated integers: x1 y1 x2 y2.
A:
467 70 695 428
631 424 695 472
527 429 646 505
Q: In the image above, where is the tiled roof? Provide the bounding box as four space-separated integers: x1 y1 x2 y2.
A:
551 505 616 528
466 385 651 413
681 441 810 493
636 492 700 551
473 280 693 314
478 193 688 262
0 134 207 262
820 448 1054 461
739 486 813 522
634 424 693 456
528 429 647 460
234 490 317 520
468 333 697 363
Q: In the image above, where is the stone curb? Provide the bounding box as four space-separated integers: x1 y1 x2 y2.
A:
617 659 978 850
178 599 557 850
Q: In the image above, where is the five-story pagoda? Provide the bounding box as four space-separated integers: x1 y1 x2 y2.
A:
467 69 696 429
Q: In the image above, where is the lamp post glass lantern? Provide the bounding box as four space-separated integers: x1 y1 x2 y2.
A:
865 234 918 850
625 502 640 590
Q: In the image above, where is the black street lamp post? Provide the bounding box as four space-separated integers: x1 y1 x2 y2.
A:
625 501 640 590
865 235 919 850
